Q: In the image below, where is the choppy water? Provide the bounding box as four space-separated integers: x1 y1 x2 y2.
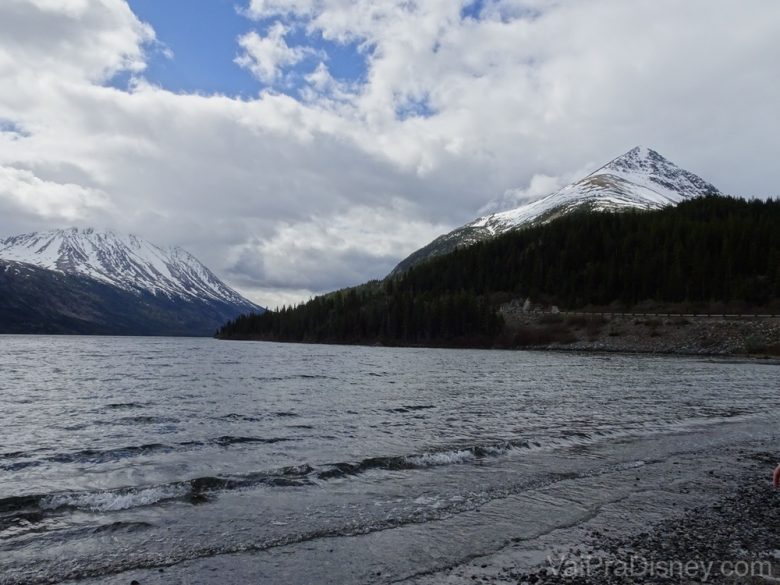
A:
0 336 778 584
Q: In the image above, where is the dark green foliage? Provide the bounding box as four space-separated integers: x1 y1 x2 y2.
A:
218 195 779 345
395 195 779 307
219 285 503 345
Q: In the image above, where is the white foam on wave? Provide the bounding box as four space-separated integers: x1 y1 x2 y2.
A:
404 449 476 467
41 484 189 513
401 442 517 469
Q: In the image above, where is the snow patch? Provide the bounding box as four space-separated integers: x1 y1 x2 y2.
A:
0 228 259 309
466 146 719 236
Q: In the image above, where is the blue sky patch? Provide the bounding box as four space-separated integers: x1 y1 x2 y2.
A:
119 0 369 99
124 0 263 96
0 119 29 138
395 96 437 120
460 0 486 21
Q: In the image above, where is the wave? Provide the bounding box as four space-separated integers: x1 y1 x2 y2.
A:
0 456 660 585
41 484 191 513
1 450 32 460
47 443 174 465
0 436 295 471
0 443 174 471
0 440 521 523
312 425 707 481
1 447 48 460
0 494 40 515
114 415 180 425
0 463 317 528
215 411 298 422
386 404 436 413
90 520 155 534
250 374 334 382
2 460 44 471
209 436 292 446
216 413 263 422
0 423 714 527
102 402 150 410
1 421 688 476
316 440 522 479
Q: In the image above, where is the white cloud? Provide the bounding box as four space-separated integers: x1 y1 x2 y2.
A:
227 201 448 293
0 0 152 82
245 0 315 20
1 0 779 307
235 22 313 83
479 174 568 215
301 62 355 103
0 166 108 220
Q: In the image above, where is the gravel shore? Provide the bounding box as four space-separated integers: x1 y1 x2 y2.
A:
403 428 779 585
507 452 780 584
412 449 780 585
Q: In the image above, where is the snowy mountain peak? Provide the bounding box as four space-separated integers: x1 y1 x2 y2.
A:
599 145 660 173
471 146 719 234
593 146 719 199
0 228 259 310
391 147 720 274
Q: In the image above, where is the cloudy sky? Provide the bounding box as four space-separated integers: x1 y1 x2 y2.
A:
1 0 778 308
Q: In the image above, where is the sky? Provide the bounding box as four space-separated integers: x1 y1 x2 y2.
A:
0 0 779 309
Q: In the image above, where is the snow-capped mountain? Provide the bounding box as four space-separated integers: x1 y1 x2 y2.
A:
392 146 719 274
0 228 255 307
0 228 262 335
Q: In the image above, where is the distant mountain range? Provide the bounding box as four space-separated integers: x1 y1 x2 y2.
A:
392 146 720 274
0 228 263 335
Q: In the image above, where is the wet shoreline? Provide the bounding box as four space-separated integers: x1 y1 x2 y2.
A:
490 457 780 585
408 441 780 585
57 423 780 585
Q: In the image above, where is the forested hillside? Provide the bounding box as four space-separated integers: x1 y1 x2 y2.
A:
217 196 780 346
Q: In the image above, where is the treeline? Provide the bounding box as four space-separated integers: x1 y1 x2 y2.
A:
217 195 780 344
219 287 503 345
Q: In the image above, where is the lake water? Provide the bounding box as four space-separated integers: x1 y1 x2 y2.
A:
0 336 778 584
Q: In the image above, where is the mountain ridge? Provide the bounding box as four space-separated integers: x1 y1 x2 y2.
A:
0 227 253 307
391 146 720 274
0 228 263 335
